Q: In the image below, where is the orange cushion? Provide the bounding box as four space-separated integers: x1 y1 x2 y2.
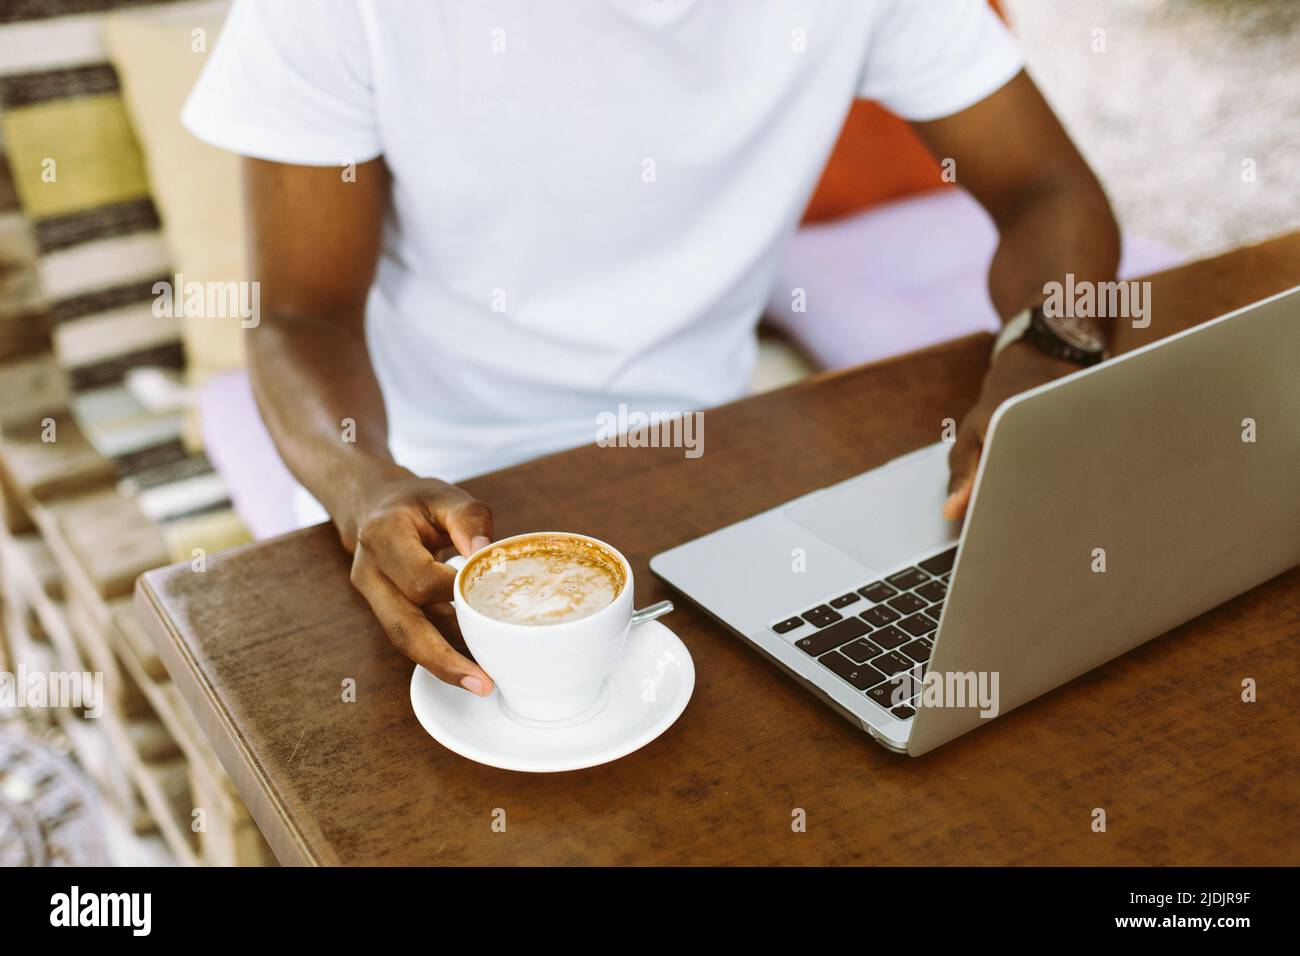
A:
803 0 1005 224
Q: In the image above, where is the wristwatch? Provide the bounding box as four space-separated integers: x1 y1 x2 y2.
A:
990 306 1107 367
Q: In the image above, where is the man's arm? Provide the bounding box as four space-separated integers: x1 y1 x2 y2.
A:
911 71 1122 518
244 158 393 537
244 157 495 695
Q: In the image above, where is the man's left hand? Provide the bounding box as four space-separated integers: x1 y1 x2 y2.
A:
942 340 1083 521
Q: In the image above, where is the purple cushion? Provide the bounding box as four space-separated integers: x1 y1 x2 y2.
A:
766 188 1185 370
198 370 300 539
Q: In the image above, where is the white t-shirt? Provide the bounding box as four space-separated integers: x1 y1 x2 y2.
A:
183 0 1021 521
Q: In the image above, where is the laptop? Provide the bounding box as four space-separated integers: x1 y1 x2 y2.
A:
650 287 1300 755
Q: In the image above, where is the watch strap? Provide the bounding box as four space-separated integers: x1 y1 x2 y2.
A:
990 308 1032 364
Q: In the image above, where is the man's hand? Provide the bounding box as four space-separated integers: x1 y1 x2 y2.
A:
942 341 1080 521
347 470 497 695
242 158 499 696
911 72 1119 521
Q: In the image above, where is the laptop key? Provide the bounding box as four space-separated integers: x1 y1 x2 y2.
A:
865 683 893 708
869 624 907 650
819 651 885 691
872 650 914 677
918 546 958 576
924 603 944 623
901 638 933 662
866 676 916 709
885 567 929 590
899 613 937 637
887 592 927 615
795 617 870 656
857 581 898 603
841 637 884 664
801 605 843 627
915 580 947 603
860 604 900 627
868 671 920 712
891 704 917 720
772 616 805 634
829 592 861 609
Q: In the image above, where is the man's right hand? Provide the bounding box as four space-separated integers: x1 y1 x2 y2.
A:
345 471 497 696
241 157 495 695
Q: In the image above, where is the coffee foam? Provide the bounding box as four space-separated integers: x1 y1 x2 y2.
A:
461 535 625 626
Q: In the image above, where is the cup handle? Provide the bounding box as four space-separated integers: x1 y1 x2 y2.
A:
443 553 468 607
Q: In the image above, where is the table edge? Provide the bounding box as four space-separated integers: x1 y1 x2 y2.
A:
133 575 324 867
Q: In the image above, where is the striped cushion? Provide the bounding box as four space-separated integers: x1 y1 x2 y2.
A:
0 60 184 460
0 0 249 557
0 123 52 361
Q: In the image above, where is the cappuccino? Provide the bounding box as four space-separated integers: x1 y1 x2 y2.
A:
462 534 625 626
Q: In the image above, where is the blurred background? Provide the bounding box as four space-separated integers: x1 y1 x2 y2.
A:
1008 0 1299 256
0 0 1296 866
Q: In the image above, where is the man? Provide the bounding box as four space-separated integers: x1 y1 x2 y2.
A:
184 0 1120 699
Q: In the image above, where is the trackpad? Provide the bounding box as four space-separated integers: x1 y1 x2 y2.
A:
784 444 958 572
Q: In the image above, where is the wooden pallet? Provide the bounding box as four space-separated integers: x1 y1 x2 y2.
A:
0 410 114 505
110 595 274 865
0 563 140 831
0 401 274 866
31 488 170 604
96 700 199 867
0 352 67 432
0 463 32 534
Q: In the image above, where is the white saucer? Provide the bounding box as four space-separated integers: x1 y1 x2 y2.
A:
410 619 695 773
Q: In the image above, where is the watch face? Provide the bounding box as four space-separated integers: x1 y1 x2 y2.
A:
1041 311 1106 354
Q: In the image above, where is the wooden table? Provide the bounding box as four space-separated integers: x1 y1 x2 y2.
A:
137 235 1300 866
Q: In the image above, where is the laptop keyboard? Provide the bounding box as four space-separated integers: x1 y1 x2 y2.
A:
769 545 957 721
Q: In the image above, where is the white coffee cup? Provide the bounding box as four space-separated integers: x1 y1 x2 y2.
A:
445 532 634 723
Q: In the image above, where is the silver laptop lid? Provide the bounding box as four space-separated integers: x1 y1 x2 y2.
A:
911 287 1300 755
